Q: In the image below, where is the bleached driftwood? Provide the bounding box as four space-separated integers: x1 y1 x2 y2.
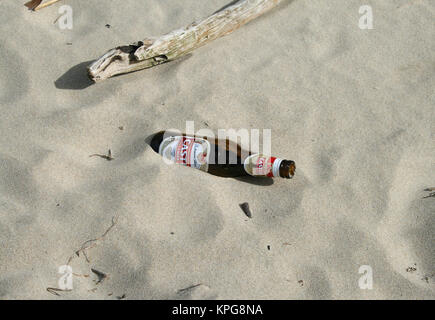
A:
88 0 283 82
25 0 62 11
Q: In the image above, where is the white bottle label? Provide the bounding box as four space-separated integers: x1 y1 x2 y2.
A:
244 154 282 177
159 136 211 172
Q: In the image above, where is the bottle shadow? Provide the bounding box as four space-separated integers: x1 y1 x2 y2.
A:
235 176 274 186
146 134 275 186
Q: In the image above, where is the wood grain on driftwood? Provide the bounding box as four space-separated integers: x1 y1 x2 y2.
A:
25 0 61 11
88 0 283 82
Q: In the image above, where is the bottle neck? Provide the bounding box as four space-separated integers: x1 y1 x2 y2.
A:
243 154 295 178
270 157 283 178
269 158 295 179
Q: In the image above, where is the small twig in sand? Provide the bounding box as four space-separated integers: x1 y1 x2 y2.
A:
72 273 90 278
421 273 434 284
25 0 62 11
177 283 202 294
46 287 71 296
88 0 284 81
53 14 62 24
423 187 435 199
67 216 118 264
91 268 108 284
89 149 114 161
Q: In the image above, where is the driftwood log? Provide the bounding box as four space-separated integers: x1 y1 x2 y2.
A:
88 0 283 82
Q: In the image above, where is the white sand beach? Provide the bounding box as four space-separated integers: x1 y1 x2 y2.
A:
0 0 434 299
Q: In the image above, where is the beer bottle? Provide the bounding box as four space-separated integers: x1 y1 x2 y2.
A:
149 131 295 179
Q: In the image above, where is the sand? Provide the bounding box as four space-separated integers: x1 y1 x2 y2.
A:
0 0 434 299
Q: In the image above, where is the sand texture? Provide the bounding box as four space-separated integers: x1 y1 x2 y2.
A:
0 0 434 299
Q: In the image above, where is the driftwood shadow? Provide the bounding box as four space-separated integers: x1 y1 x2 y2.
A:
56 53 193 88
55 60 95 90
